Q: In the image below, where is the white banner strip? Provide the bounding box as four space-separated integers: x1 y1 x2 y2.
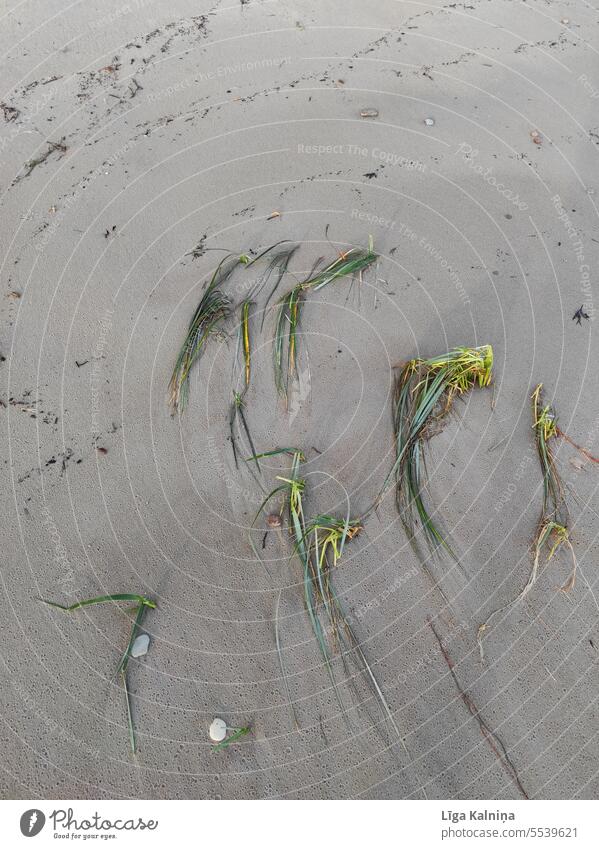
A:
0 799 597 848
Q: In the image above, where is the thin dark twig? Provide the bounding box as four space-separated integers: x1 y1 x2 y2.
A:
556 428 599 464
428 619 528 799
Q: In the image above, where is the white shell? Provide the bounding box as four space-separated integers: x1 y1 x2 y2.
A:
209 718 228 742
130 633 150 657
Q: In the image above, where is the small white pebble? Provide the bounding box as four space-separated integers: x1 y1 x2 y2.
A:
423 117 435 126
561 18 569 25
130 633 150 657
209 717 228 742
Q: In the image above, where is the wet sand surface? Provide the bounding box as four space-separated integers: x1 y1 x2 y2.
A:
1 1 598 799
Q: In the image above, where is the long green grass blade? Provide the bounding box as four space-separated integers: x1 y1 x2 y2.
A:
230 393 261 474
122 670 136 754
258 244 299 331
117 602 148 676
39 593 155 754
212 726 250 751
271 243 377 400
169 253 248 413
304 246 377 292
40 594 156 611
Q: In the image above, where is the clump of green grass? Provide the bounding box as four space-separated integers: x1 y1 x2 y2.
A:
228 244 299 467
169 253 250 414
39 593 156 754
273 285 303 399
478 384 576 662
235 243 297 389
250 448 399 738
532 383 564 521
529 384 574 587
259 244 299 331
247 448 305 561
272 243 377 401
302 514 362 574
477 521 576 662
375 345 493 560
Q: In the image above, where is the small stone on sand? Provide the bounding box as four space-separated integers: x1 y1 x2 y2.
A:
130 633 150 657
266 513 282 528
209 717 228 742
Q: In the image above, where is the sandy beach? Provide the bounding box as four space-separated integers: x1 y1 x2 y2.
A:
1 1 598 799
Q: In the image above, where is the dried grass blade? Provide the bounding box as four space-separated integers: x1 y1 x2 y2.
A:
122 670 136 754
275 589 300 731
